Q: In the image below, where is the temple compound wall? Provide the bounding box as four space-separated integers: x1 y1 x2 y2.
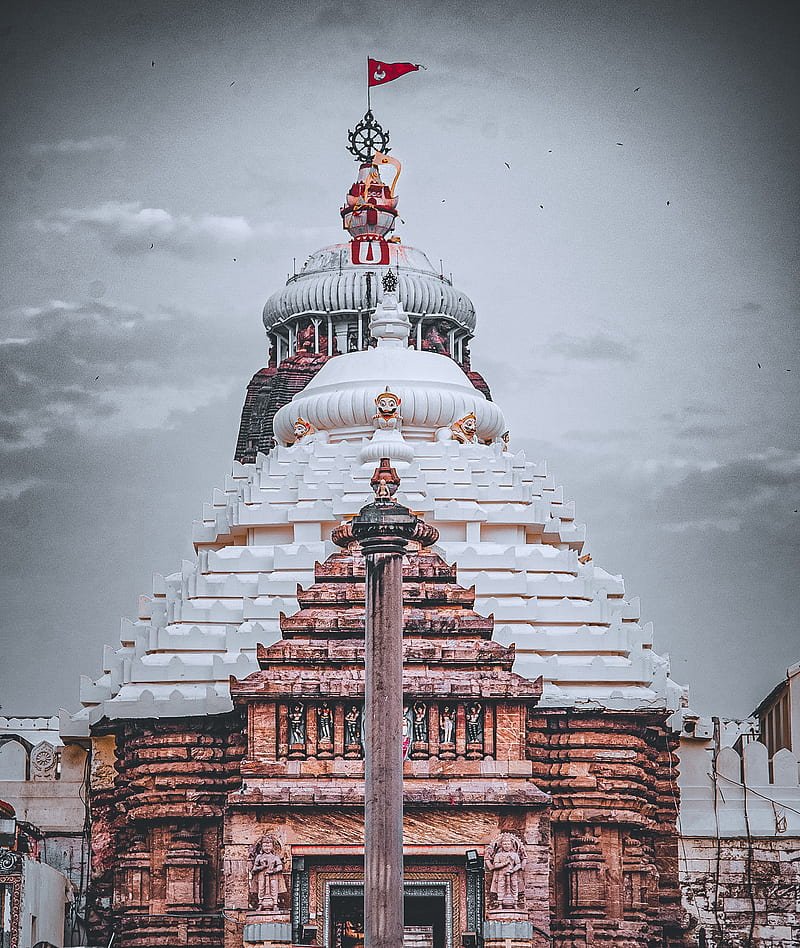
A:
677 705 800 948
0 716 89 944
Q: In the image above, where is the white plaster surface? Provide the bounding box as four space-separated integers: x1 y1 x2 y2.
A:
65 429 683 733
20 856 70 948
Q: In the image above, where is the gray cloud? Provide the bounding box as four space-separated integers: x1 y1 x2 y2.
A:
35 202 270 257
549 330 637 362
28 135 125 155
654 449 800 533
0 299 242 457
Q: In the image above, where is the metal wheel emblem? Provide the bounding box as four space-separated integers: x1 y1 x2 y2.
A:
347 110 391 163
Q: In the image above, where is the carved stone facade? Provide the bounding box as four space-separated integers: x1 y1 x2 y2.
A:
85 547 686 948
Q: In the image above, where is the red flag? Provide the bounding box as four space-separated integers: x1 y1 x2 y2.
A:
368 58 421 87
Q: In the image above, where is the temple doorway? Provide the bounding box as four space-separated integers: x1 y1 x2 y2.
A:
329 891 447 948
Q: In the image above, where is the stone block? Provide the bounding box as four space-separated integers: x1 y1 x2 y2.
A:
243 920 293 943
484 920 534 938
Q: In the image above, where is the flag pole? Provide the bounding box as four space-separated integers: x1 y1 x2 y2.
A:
366 56 371 112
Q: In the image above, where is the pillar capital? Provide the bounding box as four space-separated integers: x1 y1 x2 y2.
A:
332 458 439 554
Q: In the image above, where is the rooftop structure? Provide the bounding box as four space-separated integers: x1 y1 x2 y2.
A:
65 127 684 740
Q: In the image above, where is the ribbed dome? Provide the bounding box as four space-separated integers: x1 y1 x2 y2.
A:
262 242 476 333
272 293 503 446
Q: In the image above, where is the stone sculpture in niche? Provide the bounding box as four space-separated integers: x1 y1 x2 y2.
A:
440 704 456 744
317 703 334 744
486 832 527 912
292 416 315 443
344 704 361 749
288 703 305 746
466 702 483 744
412 702 428 743
249 833 287 912
373 387 402 430
451 412 478 444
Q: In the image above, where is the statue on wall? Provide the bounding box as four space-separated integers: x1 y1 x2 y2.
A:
249 832 287 912
344 705 361 747
373 387 402 430
466 702 483 744
440 704 456 744
317 702 334 744
486 832 527 911
292 416 315 443
288 703 305 746
412 702 428 743
451 412 479 444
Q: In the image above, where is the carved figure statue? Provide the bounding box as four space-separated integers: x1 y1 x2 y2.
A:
296 322 315 353
440 705 455 744
344 705 361 746
451 412 478 444
466 702 483 744
373 387 402 430
421 321 449 355
317 702 334 744
288 703 305 746
374 477 392 500
486 832 527 910
249 833 287 912
412 702 428 743
292 416 315 443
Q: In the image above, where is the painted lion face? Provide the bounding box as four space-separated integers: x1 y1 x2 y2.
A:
376 393 400 415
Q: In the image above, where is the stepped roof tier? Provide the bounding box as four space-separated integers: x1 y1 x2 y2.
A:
64 143 684 738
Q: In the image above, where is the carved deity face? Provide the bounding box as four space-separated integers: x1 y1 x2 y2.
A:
293 418 311 439
376 392 400 416
500 837 514 852
462 415 477 435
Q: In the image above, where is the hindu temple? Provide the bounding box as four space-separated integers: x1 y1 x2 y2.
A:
63 110 690 948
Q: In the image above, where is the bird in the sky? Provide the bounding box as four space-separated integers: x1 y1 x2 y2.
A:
548 149 552 153
149 243 154 249
666 200 670 206
539 204 544 209
94 376 100 381
787 368 792 372
758 362 762 368
233 258 237 262
230 80 236 87
504 162 510 169
634 87 640 93
441 199 446 203
616 142 624 146
151 60 155 67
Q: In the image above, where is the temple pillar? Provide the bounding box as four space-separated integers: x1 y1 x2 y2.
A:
333 458 437 948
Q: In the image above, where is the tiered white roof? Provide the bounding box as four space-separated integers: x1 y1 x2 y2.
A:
65 295 683 735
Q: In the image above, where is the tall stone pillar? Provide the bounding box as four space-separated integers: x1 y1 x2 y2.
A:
333 459 438 948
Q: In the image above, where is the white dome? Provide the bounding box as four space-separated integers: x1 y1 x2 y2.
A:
262 242 476 333
273 293 504 445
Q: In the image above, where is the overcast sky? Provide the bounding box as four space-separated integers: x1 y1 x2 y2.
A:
0 0 797 720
